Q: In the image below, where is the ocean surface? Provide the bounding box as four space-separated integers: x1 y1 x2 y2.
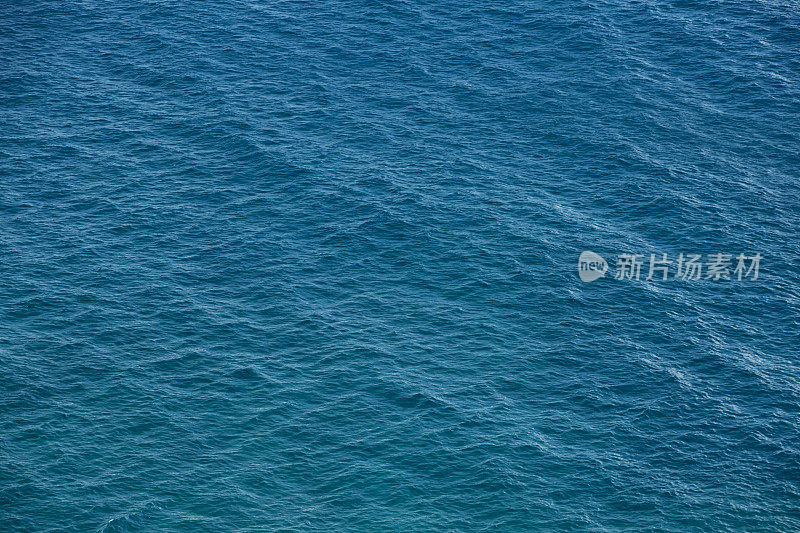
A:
2 0 800 531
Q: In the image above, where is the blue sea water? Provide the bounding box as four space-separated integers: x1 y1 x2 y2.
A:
2 0 800 530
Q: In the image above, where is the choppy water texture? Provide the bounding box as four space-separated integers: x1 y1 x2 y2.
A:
2 0 800 531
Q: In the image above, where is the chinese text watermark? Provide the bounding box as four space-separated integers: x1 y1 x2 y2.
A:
578 251 761 283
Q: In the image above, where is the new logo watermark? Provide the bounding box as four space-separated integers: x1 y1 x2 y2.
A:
578 250 609 282
578 251 761 282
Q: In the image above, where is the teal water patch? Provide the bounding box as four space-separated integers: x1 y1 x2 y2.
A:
1 0 799 530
